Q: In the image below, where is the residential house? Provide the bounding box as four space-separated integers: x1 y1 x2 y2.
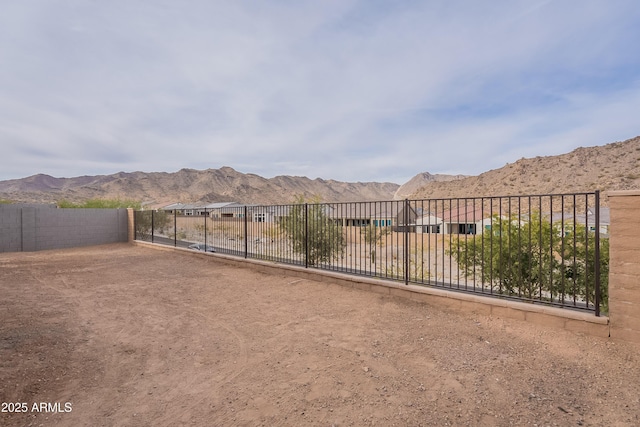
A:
415 213 443 234
247 205 293 223
547 207 610 237
206 202 244 219
439 206 492 235
325 202 417 230
161 202 241 217
161 202 202 216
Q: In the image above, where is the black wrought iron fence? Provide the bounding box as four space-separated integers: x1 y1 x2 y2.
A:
134 191 607 315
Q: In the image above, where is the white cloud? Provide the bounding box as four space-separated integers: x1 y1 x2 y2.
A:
1 0 639 185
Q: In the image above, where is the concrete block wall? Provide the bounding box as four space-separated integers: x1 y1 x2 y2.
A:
0 205 25 252
0 205 128 252
21 207 37 251
608 190 640 343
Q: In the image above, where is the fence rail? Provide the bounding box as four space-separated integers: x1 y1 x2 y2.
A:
134 191 607 315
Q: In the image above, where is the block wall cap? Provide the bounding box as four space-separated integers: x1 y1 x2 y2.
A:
607 190 640 197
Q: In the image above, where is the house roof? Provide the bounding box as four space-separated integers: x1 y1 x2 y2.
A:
160 202 240 210
438 207 488 223
546 207 610 226
325 202 415 219
203 202 241 209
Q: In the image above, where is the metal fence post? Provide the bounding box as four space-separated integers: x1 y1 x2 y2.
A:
404 199 409 285
244 205 248 259
594 190 601 317
304 203 309 268
151 210 155 243
204 208 207 249
174 210 177 247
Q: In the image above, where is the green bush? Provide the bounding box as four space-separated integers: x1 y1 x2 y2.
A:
448 213 609 312
57 198 141 209
134 210 169 241
280 196 346 266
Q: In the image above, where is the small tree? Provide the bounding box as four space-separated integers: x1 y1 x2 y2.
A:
362 224 391 264
280 196 346 266
135 210 169 241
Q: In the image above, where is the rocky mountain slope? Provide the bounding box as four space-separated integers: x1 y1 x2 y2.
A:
393 172 468 199
0 167 400 205
408 136 640 204
1 136 638 206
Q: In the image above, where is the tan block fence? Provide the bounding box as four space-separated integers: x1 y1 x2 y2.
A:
608 190 640 343
129 191 640 344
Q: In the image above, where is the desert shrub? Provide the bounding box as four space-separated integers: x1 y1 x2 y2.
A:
449 213 609 312
280 196 346 266
58 198 141 209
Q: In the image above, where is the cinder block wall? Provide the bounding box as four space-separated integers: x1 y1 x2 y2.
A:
0 205 129 252
0 205 24 252
608 190 640 343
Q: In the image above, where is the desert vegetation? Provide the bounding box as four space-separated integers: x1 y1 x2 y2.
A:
57 198 141 209
449 214 609 312
280 196 347 266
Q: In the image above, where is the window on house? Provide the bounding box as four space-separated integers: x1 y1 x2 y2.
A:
458 224 476 234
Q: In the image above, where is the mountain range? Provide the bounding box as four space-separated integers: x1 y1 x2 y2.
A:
0 167 400 206
409 135 640 204
1 136 638 206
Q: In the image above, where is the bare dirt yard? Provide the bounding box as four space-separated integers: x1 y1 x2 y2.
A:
1 243 639 427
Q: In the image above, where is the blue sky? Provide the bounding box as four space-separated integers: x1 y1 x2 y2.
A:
1 0 639 184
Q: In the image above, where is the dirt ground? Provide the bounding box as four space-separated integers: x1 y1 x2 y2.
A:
1 244 639 427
